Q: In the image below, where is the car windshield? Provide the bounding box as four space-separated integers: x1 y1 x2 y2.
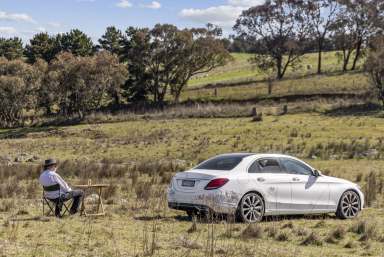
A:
194 154 252 171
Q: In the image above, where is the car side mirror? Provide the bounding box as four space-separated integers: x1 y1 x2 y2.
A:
312 170 321 177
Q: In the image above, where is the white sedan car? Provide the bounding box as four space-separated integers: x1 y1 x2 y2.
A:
168 153 364 223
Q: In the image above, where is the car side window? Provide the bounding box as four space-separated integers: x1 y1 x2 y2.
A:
280 158 313 176
249 158 282 173
248 161 261 173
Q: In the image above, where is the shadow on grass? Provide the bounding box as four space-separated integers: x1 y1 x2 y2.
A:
7 216 51 222
132 213 338 224
323 103 383 117
0 126 62 140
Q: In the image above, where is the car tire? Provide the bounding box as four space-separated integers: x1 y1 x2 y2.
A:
238 192 265 223
336 190 361 219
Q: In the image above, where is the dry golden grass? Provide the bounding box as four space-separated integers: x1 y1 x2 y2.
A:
1 112 384 256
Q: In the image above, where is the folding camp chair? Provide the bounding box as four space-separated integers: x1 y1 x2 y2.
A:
42 184 73 218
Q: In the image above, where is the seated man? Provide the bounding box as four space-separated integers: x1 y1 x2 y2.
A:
39 159 84 217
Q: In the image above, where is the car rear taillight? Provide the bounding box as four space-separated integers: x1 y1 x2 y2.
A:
204 178 229 190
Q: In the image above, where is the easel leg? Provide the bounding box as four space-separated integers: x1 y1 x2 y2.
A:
80 189 87 216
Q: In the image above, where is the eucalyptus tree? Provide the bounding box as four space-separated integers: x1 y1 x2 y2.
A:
307 0 341 74
332 0 382 71
234 0 313 80
170 24 231 103
121 24 230 105
365 36 384 108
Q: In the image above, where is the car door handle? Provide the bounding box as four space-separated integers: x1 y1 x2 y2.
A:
257 177 265 182
292 177 300 182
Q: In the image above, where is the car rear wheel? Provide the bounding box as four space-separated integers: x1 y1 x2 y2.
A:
336 190 361 219
238 192 264 223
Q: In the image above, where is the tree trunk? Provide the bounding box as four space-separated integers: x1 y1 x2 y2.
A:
112 91 121 110
276 56 283 80
342 49 351 72
317 40 323 75
173 86 183 104
381 96 384 110
379 87 384 110
174 93 180 104
351 39 362 71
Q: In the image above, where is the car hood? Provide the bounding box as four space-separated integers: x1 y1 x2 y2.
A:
323 175 355 185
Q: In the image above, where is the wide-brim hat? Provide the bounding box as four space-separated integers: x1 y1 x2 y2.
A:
44 159 57 168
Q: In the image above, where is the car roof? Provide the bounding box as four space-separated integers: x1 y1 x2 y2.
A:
217 153 299 159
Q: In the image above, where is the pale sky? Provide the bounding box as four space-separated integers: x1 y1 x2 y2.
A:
0 0 264 42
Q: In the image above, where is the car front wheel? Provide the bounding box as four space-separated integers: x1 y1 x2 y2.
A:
238 192 265 223
336 190 361 219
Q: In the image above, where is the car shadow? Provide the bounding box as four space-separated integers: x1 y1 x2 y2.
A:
170 213 338 224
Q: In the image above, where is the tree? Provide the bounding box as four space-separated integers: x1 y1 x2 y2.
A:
0 37 24 60
307 0 341 74
57 29 94 56
44 52 127 117
331 0 381 71
234 0 313 80
25 32 59 63
120 27 153 103
121 24 182 106
343 0 380 71
143 24 181 106
121 24 231 105
98 26 124 56
331 14 356 72
170 25 231 102
365 35 384 108
0 58 45 128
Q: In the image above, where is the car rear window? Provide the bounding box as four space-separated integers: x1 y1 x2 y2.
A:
194 154 251 171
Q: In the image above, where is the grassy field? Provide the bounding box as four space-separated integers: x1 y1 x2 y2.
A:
1 113 384 256
1 51 383 257
2 113 384 162
180 52 369 104
187 52 364 88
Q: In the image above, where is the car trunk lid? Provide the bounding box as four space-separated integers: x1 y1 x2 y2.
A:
173 169 228 193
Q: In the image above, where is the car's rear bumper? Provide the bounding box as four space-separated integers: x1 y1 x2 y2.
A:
168 202 211 213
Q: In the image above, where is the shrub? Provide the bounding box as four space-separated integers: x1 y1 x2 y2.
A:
45 52 127 117
135 182 152 202
241 224 263 239
331 226 346 240
301 232 323 246
0 58 45 128
350 220 367 234
265 225 278 238
364 171 378 207
275 231 290 241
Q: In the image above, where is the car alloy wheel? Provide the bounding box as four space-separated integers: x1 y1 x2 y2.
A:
239 193 264 223
337 190 360 219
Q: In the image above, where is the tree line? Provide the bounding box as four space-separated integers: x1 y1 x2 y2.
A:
0 24 230 128
1 0 384 128
234 0 383 78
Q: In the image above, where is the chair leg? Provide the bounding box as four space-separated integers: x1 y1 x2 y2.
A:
47 202 55 216
62 199 73 215
43 198 55 216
